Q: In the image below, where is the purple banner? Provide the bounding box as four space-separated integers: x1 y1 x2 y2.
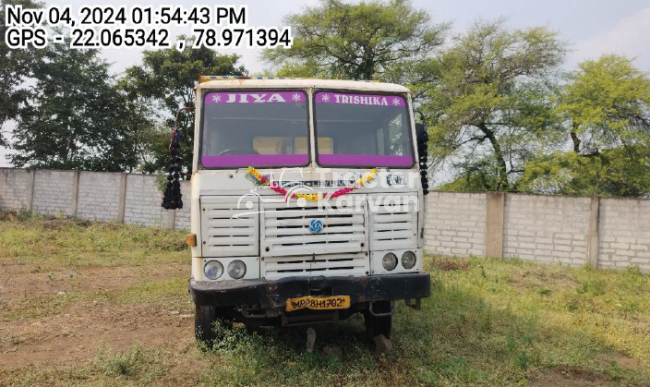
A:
206 91 306 104
318 154 413 167
315 92 406 107
202 154 309 168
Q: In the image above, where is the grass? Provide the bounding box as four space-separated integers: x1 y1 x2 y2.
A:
0 210 188 269
1 211 650 386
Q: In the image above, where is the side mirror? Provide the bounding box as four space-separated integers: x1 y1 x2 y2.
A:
415 123 429 195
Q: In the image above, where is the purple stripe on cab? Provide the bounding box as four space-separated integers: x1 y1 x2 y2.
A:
206 91 306 104
202 154 309 168
315 92 406 107
318 154 413 167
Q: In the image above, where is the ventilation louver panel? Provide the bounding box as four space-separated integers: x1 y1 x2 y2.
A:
369 195 418 251
200 196 259 257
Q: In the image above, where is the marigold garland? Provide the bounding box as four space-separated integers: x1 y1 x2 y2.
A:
245 166 376 201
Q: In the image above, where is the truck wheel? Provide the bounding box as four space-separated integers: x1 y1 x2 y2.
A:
195 305 231 346
364 301 393 340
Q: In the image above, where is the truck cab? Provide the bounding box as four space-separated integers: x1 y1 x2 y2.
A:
187 76 430 344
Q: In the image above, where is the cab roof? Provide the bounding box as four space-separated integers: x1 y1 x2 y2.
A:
196 76 410 94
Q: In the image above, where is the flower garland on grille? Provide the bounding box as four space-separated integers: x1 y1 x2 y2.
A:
246 166 377 201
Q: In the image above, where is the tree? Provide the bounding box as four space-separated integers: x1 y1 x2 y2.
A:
122 37 246 175
424 20 566 191
114 77 168 173
520 55 650 197
0 0 43 146
10 39 130 171
263 0 447 80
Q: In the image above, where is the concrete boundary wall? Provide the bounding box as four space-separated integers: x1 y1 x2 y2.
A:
424 192 650 272
0 168 189 230
0 169 33 210
503 194 592 267
423 192 486 257
2 168 650 271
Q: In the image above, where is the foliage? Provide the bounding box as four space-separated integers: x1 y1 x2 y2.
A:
3 4 650 199
423 20 566 191
0 0 43 147
115 76 169 173
520 147 650 197
122 37 246 175
437 158 502 192
263 0 447 80
9 38 136 171
520 55 650 197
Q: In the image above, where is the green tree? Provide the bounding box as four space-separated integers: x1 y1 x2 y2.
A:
10 39 133 171
122 37 246 175
263 0 447 80
0 0 43 146
114 77 168 173
520 55 650 197
424 20 566 191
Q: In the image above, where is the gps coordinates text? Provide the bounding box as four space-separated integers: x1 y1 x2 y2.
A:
4 5 293 50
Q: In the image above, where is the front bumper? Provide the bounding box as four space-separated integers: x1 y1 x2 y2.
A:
190 273 431 309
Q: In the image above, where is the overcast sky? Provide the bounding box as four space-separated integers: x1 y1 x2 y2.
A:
2 0 650 167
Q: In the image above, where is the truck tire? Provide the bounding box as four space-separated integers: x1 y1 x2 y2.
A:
195 305 231 346
364 301 393 340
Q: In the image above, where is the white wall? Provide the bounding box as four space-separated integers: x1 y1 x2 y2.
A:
0 169 32 210
32 170 75 216
425 191 650 272
599 198 650 272
423 192 486 257
503 194 591 266
77 171 122 221
0 168 189 231
2 168 650 272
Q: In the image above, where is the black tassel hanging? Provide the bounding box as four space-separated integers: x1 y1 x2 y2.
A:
417 127 430 195
162 127 183 210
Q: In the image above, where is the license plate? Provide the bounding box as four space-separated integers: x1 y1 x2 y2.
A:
285 295 351 312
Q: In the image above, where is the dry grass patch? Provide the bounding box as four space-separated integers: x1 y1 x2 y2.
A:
1 213 650 386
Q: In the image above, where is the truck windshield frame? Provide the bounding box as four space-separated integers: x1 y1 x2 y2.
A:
312 90 415 169
199 89 311 169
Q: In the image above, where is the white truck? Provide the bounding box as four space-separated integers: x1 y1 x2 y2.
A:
177 76 431 345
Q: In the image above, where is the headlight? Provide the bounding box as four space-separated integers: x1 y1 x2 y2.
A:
402 251 416 269
227 260 246 279
204 260 224 280
382 253 398 271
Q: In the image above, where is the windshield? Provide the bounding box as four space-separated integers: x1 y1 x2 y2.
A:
201 90 309 168
314 91 414 168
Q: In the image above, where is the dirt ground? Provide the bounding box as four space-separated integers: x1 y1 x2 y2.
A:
0 263 193 370
1 216 649 386
0 264 184 302
2 262 647 387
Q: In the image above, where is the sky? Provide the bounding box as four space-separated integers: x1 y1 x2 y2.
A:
2 0 650 167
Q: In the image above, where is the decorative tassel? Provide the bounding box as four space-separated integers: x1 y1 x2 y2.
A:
162 128 183 210
417 128 430 195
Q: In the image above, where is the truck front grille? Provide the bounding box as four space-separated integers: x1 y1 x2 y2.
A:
261 200 367 257
262 253 368 280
